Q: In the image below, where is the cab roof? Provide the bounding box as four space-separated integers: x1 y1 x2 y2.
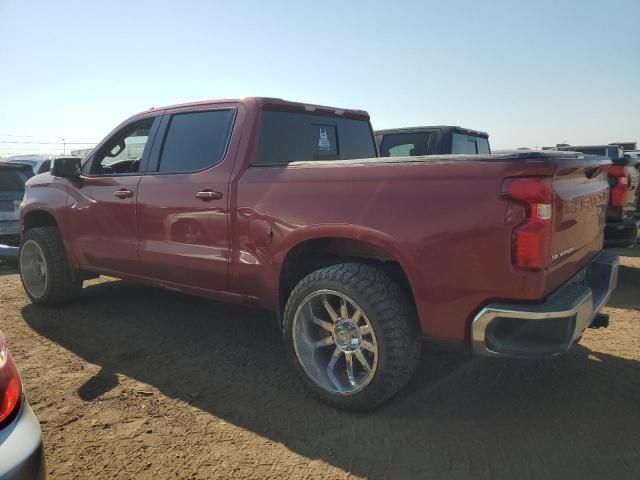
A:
145 97 370 121
375 125 489 138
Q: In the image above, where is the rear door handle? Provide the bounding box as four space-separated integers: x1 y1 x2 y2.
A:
114 189 134 199
195 190 223 201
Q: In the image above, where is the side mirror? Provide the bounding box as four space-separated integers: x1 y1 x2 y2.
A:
51 157 82 178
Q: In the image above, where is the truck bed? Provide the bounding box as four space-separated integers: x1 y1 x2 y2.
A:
238 150 611 342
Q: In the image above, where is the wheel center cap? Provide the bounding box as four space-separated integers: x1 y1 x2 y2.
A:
333 319 361 352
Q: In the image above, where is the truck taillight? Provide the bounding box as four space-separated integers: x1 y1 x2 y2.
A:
503 177 553 271
0 333 22 428
609 165 628 207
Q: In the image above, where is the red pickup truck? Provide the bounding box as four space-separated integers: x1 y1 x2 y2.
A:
18 98 618 410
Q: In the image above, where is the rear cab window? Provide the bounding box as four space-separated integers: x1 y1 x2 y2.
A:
255 111 376 165
451 133 490 154
379 132 437 157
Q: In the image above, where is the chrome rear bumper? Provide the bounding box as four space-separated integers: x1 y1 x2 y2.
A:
471 251 618 358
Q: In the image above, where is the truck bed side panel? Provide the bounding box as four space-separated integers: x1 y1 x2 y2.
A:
235 158 558 342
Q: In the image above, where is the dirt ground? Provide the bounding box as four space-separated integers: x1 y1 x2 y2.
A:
1 248 639 480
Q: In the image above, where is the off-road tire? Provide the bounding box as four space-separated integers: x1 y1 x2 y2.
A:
20 226 82 305
283 263 421 411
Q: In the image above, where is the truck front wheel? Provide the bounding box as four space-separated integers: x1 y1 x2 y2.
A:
283 263 421 410
19 226 82 305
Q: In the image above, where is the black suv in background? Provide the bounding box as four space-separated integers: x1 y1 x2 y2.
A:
0 162 33 261
557 144 640 247
375 126 490 157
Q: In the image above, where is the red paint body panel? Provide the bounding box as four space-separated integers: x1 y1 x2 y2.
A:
66 175 142 272
20 97 610 345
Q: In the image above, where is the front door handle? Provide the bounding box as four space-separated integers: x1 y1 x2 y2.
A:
195 190 223 201
113 189 134 199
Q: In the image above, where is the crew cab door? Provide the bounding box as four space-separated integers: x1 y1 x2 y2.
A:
66 115 160 273
136 106 238 292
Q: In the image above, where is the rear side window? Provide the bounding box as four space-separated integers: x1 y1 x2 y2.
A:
451 133 490 154
255 111 376 165
0 169 33 190
157 109 235 173
379 132 437 157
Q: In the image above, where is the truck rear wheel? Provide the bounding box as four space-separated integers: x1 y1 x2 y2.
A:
283 263 421 410
20 226 82 305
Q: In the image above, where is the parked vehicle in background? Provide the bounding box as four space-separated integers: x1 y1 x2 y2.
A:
624 152 640 223
0 329 46 479
5 156 83 176
375 126 490 157
18 97 617 410
556 144 640 247
3 156 52 176
0 163 33 262
6 158 50 176
609 142 637 151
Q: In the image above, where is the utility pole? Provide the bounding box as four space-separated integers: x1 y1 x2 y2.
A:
61 137 66 155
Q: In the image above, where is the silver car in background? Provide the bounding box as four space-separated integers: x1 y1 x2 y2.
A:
0 330 46 479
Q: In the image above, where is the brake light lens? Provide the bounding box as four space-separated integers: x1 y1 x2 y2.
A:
0 332 22 428
609 166 628 207
503 177 553 271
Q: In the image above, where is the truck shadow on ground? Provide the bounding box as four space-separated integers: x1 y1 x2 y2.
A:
22 280 640 479
606 264 640 310
0 264 18 276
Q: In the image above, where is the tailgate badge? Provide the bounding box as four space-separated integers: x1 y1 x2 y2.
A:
551 247 575 262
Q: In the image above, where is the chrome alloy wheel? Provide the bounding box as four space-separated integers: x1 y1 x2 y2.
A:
20 239 48 299
292 289 378 395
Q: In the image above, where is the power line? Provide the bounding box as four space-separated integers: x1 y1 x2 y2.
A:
0 134 97 140
0 141 96 145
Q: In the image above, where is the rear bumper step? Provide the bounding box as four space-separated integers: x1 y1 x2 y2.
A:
471 251 618 359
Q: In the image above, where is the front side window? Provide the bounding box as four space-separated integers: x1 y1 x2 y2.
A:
156 109 235 174
379 132 437 157
89 117 156 175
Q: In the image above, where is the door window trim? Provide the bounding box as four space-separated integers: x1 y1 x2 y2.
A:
82 115 162 177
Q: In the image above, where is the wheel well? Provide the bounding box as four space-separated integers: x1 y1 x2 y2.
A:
278 238 415 321
23 210 58 232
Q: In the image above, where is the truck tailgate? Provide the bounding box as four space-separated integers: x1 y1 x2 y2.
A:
546 155 611 292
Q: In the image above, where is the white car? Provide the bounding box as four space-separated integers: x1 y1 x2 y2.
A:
0 330 46 479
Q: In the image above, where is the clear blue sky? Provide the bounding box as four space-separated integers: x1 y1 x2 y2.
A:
1 0 638 155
